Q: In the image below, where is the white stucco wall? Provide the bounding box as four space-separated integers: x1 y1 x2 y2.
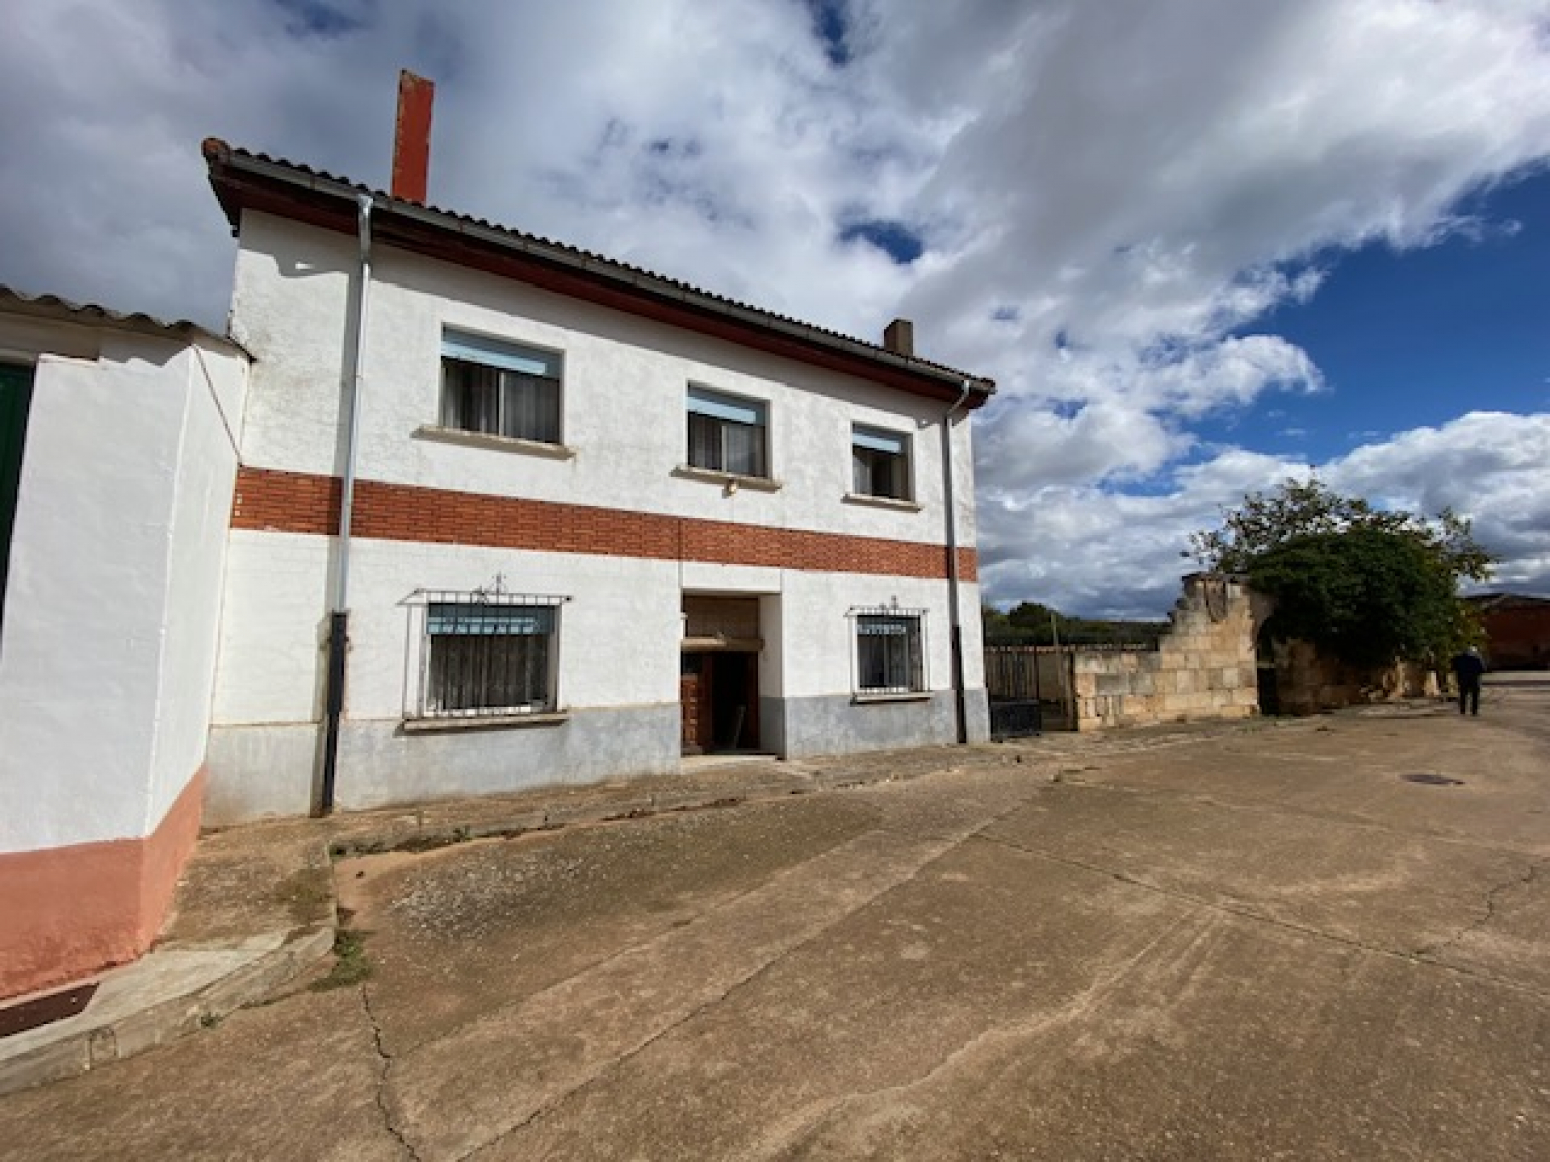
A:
146 343 248 826
214 537 976 725
0 323 246 852
228 212 978 549
206 209 986 819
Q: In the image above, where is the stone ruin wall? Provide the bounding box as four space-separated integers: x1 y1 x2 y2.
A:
1270 640 1439 715
1071 574 1267 731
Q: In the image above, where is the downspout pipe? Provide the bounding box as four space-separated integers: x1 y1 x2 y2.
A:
941 379 974 745
318 192 374 816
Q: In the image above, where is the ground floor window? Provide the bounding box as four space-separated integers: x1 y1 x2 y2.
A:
418 593 564 717
853 608 927 694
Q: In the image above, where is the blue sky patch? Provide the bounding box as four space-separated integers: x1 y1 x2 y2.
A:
804 0 851 66
271 0 369 37
1234 166 1550 463
839 218 923 264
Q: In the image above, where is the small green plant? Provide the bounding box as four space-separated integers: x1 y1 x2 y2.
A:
310 928 373 991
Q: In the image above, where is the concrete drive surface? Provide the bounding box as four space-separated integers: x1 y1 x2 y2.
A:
2 677 1547 1160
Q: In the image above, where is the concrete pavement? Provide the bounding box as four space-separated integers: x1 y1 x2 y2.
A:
1 674 1546 1159
0 717 1290 1097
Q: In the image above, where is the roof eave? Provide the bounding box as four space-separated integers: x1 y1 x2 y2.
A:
0 284 248 357
203 139 994 408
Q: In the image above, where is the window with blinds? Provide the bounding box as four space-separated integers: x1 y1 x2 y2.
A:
420 598 561 717
440 330 562 445
854 611 927 694
852 424 911 500
686 386 768 478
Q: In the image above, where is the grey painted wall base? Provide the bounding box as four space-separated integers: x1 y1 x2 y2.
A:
763 689 972 758
963 686 990 744
205 703 680 824
205 724 322 824
206 690 990 825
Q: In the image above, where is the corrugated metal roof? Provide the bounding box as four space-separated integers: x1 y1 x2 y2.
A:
0 284 246 354
202 139 993 403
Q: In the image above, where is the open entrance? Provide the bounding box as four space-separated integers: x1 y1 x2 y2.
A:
680 596 762 755
680 651 759 754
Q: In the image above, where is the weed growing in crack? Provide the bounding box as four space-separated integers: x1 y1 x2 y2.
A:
310 928 373 991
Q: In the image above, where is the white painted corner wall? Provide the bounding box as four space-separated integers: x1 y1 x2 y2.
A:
0 327 247 852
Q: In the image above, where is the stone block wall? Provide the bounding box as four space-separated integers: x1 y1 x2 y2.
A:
1270 640 1439 715
1071 574 1264 731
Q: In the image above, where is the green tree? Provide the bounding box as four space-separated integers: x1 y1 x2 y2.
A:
1190 476 1493 582
981 604 1016 640
1192 477 1494 666
984 600 1167 647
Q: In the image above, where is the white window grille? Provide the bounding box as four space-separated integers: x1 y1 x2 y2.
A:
441 330 562 445
852 424 911 500
687 386 768 478
851 607 928 694
412 588 566 719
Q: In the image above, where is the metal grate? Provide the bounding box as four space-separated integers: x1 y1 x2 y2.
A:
409 587 567 719
989 699 1043 740
849 606 927 694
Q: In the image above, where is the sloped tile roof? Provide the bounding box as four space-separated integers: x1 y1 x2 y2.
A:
0 284 246 354
203 139 992 406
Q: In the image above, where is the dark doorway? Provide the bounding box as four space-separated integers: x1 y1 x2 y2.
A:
0 363 35 640
709 651 756 751
1255 623 1281 716
680 650 760 755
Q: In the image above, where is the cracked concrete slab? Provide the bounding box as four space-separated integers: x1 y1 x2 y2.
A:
378 806 1023 1160
0 989 401 1161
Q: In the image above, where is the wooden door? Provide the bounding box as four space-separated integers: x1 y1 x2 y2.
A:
680 653 713 754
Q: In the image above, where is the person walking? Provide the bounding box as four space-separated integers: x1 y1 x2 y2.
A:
1451 646 1485 716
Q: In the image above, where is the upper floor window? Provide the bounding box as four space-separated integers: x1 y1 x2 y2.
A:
687 386 768 479
852 425 912 501
441 330 562 445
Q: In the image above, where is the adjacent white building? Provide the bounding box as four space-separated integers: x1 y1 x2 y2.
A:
0 288 249 998
200 138 995 824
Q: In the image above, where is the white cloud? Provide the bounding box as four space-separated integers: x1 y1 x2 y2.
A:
3 0 1550 613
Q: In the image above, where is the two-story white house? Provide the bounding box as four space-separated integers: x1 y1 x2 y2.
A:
199 134 995 824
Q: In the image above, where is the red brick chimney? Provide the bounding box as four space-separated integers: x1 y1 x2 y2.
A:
391 70 435 203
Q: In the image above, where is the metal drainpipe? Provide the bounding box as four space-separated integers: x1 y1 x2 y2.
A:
941 379 973 745
318 192 374 816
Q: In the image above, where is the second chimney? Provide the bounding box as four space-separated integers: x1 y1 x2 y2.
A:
392 70 435 203
883 318 914 357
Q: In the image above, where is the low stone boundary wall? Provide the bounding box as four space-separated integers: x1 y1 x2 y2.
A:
1071 574 1265 730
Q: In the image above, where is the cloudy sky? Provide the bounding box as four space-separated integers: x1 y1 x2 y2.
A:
5 0 1550 616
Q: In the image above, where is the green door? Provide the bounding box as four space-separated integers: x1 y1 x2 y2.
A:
0 362 34 638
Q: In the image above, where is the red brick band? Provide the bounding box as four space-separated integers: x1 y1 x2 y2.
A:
231 467 978 583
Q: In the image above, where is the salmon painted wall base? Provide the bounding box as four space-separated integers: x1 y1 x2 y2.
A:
0 768 206 1001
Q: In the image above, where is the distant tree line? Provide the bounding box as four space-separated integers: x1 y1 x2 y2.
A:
982 600 1169 647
